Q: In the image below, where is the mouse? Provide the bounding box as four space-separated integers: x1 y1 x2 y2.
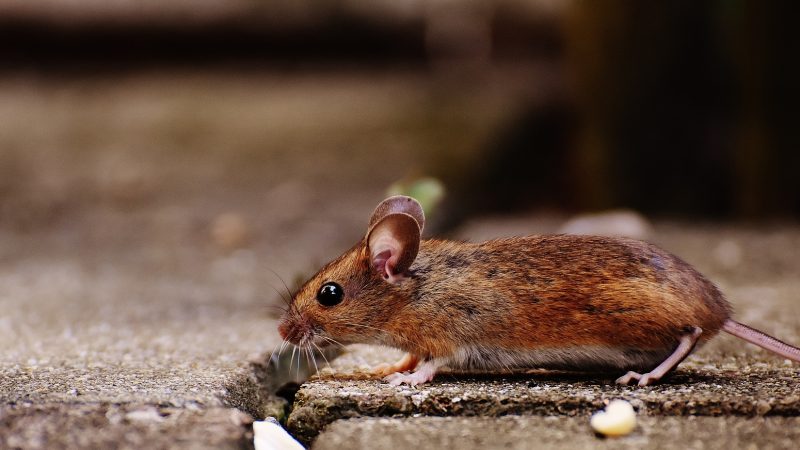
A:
278 195 800 386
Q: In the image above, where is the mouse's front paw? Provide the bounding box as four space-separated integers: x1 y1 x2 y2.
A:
371 353 420 378
371 363 395 378
383 370 435 387
383 372 411 386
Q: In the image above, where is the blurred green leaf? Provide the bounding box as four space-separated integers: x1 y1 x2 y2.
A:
387 177 446 219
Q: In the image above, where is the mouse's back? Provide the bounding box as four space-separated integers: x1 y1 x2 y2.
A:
393 235 730 362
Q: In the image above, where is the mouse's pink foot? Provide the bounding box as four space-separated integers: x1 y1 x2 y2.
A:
615 371 645 386
383 359 440 387
371 353 419 378
616 326 703 387
616 370 659 386
384 370 435 387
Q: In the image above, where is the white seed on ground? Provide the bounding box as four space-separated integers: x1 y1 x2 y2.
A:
253 418 304 450
590 399 637 437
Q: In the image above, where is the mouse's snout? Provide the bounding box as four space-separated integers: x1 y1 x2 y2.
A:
277 314 313 345
277 319 291 341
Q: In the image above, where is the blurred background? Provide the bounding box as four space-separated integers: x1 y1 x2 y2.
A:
1 0 799 318
2 5 800 445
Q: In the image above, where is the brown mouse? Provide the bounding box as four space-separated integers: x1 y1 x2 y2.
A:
278 196 800 386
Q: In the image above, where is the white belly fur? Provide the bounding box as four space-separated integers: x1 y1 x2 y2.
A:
449 345 673 372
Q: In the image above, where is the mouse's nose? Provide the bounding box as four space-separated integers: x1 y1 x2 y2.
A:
278 317 308 345
277 320 292 341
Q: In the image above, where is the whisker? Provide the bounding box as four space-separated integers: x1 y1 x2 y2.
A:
311 341 332 379
264 304 288 314
264 282 290 306
319 335 346 348
265 267 295 304
332 321 386 333
260 267 290 305
311 341 329 364
296 347 301 381
332 321 415 347
290 345 297 377
307 346 319 376
268 339 286 368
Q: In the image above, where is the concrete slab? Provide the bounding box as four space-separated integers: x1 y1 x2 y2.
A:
0 403 253 450
287 364 799 444
0 255 284 447
312 416 800 450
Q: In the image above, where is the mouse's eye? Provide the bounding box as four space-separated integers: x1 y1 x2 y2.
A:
317 282 344 307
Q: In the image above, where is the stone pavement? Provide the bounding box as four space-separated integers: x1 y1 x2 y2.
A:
2 197 799 449
289 362 799 445
0 242 282 448
313 416 800 450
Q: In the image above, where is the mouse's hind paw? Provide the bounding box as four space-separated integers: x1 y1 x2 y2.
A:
615 371 643 385
615 326 703 387
615 371 658 386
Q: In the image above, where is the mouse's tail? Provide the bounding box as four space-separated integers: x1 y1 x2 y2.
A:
722 319 800 362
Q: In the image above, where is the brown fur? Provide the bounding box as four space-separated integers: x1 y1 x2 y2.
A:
279 234 731 371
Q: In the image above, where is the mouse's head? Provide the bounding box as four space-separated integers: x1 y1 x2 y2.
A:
278 196 425 349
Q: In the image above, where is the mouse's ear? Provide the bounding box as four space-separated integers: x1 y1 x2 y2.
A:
365 196 425 283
